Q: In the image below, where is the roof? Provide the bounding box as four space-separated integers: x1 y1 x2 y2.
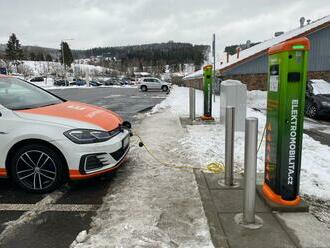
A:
184 15 330 80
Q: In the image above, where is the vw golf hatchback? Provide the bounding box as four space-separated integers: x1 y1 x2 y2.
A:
0 75 130 193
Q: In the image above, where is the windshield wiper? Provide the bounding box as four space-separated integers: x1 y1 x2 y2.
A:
12 107 35 110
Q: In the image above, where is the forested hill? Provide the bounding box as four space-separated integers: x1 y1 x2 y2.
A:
74 42 209 68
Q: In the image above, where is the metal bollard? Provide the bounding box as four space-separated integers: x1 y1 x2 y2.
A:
225 106 235 186
243 117 258 224
189 88 196 120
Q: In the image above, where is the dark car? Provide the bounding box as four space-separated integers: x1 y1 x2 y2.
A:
29 77 44 82
54 79 69 86
76 79 86 86
305 79 330 119
89 80 103 87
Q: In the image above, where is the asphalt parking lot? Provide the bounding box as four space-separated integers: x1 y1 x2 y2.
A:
0 87 167 248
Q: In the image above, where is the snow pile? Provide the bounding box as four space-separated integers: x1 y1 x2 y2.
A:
152 86 220 118
153 86 330 201
247 90 267 110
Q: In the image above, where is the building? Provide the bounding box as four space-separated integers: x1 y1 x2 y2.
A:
183 15 330 90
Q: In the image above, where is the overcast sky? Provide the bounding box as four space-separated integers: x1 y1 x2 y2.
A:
0 0 329 55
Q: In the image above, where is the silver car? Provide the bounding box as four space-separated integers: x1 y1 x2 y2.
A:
139 77 171 92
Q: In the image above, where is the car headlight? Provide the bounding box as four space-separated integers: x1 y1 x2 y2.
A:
321 101 330 107
64 129 117 144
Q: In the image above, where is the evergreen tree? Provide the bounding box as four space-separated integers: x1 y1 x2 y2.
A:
36 52 45 61
5 33 24 61
30 52 36 61
59 42 74 68
45 54 53 62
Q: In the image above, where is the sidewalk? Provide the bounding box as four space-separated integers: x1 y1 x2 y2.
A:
194 171 330 248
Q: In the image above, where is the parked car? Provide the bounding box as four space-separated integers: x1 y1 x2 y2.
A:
139 77 171 92
103 79 114 86
305 79 330 119
76 79 86 86
29 77 44 83
0 75 131 193
89 80 103 87
104 78 122 86
54 80 69 86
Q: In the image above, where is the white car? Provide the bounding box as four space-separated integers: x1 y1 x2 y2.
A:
139 77 171 92
0 75 131 193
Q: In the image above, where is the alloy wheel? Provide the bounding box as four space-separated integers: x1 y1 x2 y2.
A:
16 150 57 191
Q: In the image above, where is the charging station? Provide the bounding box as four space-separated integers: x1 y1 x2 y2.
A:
201 64 214 120
262 37 310 206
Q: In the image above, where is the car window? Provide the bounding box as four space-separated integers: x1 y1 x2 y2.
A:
0 77 63 110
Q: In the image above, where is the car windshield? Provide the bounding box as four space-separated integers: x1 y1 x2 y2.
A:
0 77 63 110
311 79 330 95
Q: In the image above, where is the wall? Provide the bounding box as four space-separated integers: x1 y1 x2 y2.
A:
183 71 330 92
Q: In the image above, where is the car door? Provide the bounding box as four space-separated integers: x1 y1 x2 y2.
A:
0 104 14 173
150 78 161 89
143 78 152 88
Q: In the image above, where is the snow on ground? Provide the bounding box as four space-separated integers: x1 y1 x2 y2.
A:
72 110 213 248
21 60 109 77
154 86 330 201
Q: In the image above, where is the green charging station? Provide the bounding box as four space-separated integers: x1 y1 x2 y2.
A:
262 37 310 206
202 64 214 120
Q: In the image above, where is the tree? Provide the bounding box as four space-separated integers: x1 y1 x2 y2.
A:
30 52 36 61
59 41 74 69
45 54 53 62
5 33 24 61
36 52 45 61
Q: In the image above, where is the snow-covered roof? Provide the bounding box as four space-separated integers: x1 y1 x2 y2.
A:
184 15 330 80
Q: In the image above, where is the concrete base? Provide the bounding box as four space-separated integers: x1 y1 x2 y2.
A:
256 185 309 212
179 117 216 127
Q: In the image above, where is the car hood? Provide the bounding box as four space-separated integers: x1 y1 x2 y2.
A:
15 101 123 131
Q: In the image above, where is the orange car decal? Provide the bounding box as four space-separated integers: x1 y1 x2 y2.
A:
69 157 126 180
17 101 123 131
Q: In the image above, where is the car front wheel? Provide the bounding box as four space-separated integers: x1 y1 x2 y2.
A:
10 144 66 193
161 85 169 92
307 103 318 119
141 85 147 92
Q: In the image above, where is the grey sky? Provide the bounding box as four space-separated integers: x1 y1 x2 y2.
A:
0 0 329 55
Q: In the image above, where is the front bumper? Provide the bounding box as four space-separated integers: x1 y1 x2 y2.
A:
318 105 330 117
51 129 130 180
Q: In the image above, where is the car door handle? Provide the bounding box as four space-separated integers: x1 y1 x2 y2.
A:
0 132 7 135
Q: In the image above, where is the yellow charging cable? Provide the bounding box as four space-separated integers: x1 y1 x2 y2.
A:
134 133 225 174
133 124 266 174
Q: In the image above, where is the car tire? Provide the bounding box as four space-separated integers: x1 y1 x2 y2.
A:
161 85 169 92
141 85 148 92
10 144 66 193
307 104 318 119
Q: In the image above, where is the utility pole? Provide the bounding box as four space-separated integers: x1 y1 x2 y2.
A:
212 33 216 102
